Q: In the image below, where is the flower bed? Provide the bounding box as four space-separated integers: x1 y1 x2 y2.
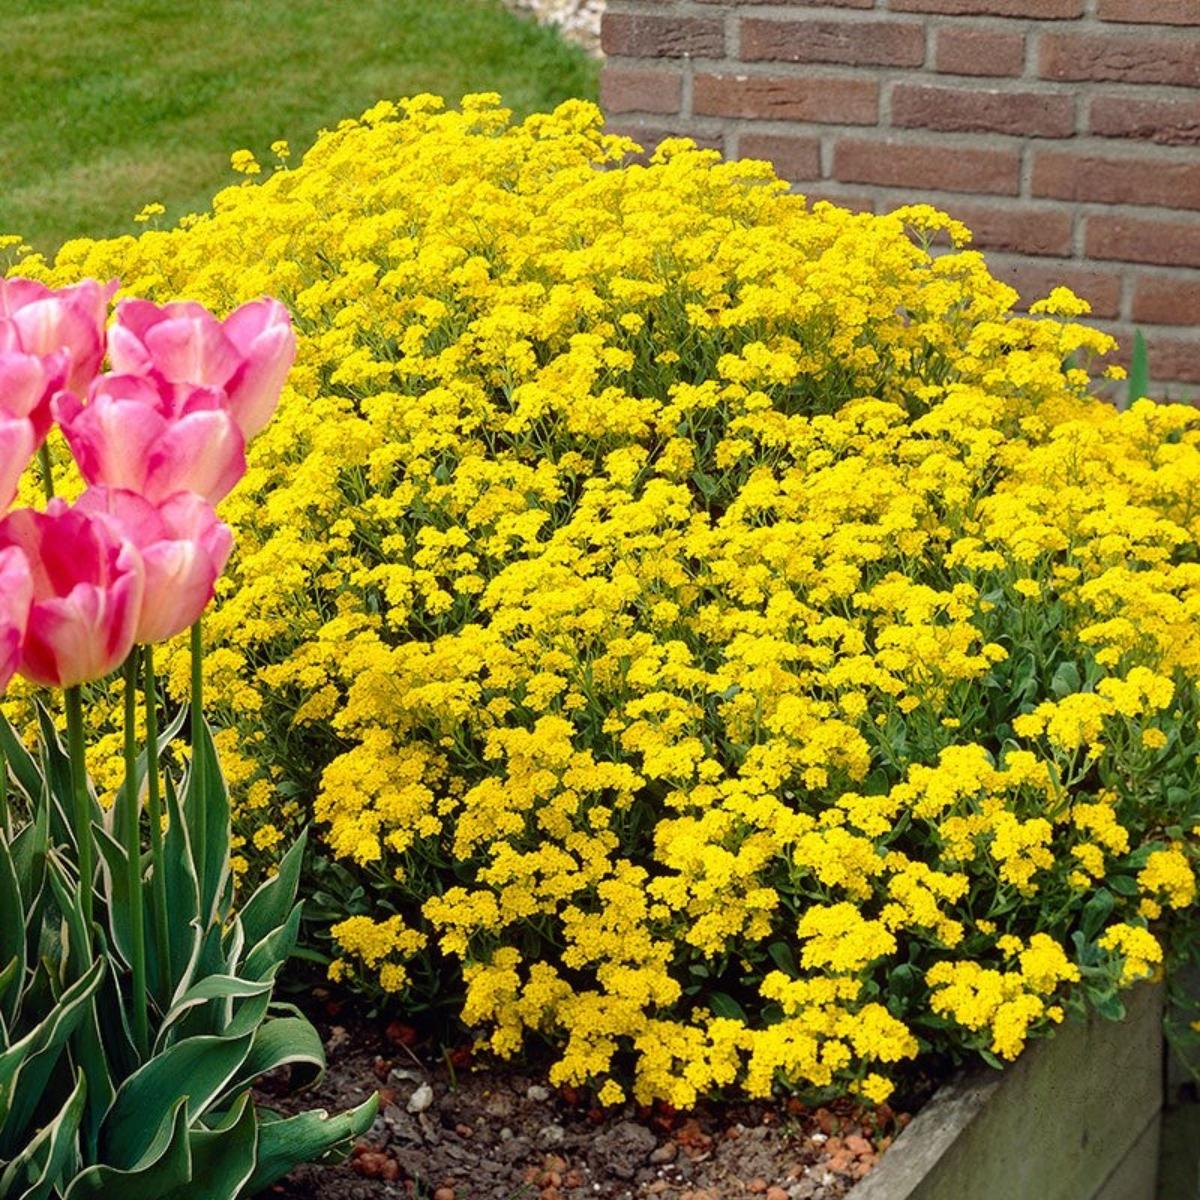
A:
7 95 1199 1113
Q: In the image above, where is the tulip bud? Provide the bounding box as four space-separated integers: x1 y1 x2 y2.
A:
77 487 233 644
53 373 246 505
109 296 295 439
0 498 144 688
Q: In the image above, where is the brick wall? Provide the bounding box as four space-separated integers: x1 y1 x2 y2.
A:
599 0 1200 389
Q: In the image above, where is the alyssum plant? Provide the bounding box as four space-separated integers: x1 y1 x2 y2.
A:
0 279 376 1198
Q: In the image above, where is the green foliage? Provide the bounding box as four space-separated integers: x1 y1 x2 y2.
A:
0 715 377 1198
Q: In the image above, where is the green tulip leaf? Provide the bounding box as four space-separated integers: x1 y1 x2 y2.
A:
239 829 307 950
65 1098 192 1200
0 1067 86 1200
155 1092 257 1200
155 974 274 1050
182 719 230 929
100 1031 252 1170
0 958 104 1155
220 1015 325 1103
0 712 42 805
246 1091 380 1195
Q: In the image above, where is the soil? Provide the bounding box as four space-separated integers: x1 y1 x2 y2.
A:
263 1013 913 1200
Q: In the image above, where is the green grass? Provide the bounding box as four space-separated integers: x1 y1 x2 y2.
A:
0 0 598 252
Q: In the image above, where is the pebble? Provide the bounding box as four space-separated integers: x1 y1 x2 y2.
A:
748 1178 768 1194
648 1141 678 1165
500 1126 514 1142
539 1123 566 1147
526 1084 552 1102
766 1189 788 1200
433 1189 456 1200
406 1083 434 1114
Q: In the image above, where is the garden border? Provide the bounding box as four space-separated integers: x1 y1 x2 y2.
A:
848 983 1163 1200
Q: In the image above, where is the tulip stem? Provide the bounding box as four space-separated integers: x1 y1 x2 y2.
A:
143 644 170 993
37 443 55 501
190 620 206 908
63 686 94 942
123 652 149 1059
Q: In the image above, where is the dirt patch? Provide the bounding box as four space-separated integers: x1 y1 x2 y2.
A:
264 1017 911 1200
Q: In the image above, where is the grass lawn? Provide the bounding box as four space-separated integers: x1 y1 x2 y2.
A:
1 0 598 253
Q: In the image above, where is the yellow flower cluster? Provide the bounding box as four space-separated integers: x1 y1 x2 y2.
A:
8 94 1200 1106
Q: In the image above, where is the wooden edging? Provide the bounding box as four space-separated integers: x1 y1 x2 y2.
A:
848 983 1164 1200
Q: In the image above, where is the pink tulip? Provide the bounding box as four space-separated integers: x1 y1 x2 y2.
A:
0 334 70 444
109 297 295 439
0 547 33 696
0 416 36 511
0 499 144 688
77 487 233 644
53 373 246 505
0 278 116 394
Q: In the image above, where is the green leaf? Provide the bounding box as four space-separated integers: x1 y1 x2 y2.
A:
182 719 230 929
65 1099 193 1200
239 829 307 951
155 974 275 1050
766 941 796 977
242 902 302 984
707 991 747 1022
92 827 134 970
0 713 42 805
160 773 201 1002
100 1032 253 1170
246 1093 380 1194
220 1015 325 1102
0 839 25 1027
156 1093 257 1200
0 1068 86 1200
1127 329 1149 410
1080 887 1114 943
1050 660 1081 699
0 958 104 1155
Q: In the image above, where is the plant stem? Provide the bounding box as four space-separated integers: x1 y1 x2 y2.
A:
190 619 206 909
143 643 170 990
63 686 94 941
123 652 149 1058
38 443 55 501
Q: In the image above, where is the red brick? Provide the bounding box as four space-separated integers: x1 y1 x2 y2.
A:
737 133 823 181
1137 334 1200 385
935 27 1026 78
1097 0 1200 24
1033 150 1200 211
609 123 726 158
1090 96 1200 147
1040 32 1200 87
833 138 1021 195
807 191 878 214
949 203 1074 257
1085 214 1200 268
694 74 878 125
890 0 1082 14
1132 277 1200 326
696 0 874 5
600 67 683 116
892 84 1074 138
741 18 925 66
601 13 724 58
989 261 1123 319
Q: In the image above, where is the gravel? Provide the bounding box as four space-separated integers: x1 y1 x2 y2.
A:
504 0 605 55
261 1011 913 1200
